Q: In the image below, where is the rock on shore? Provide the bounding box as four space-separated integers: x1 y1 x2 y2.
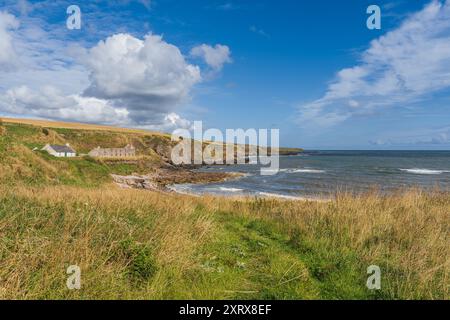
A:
111 167 238 192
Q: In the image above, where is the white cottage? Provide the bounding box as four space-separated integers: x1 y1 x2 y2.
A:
42 144 77 157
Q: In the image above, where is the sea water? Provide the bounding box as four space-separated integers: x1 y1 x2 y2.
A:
169 151 450 199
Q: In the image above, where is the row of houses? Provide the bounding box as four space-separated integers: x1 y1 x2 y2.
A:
42 143 136 158
88 144 135 157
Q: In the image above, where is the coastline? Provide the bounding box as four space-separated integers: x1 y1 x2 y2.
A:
167 183 328 202
110 166 328 202
111 166 245 193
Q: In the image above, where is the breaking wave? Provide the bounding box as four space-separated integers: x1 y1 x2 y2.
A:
218 187 243 192
288 168 325 173
400 168 450 175
258 192 305 200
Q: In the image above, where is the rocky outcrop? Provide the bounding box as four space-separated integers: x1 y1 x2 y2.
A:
111 168 238 192
111 174 160 191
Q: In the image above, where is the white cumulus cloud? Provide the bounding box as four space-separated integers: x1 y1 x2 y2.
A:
190 44 232 71
0 85 130 125
81 33 202 124
0 8 231 131
0 83 194 131
297 0 450 127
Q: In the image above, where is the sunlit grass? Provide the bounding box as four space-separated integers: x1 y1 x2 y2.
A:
0 186 447 300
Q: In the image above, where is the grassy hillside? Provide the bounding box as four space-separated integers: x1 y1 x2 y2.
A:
0 119 302 188
0 118 448 300
0 120 170 187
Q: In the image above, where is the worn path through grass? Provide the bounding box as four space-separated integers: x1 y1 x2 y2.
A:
186 209 382 300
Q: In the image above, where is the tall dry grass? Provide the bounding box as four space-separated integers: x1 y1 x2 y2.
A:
207 189 449 299
0 185 215 299
0 185 448 299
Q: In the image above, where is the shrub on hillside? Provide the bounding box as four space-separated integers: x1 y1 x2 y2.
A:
118 239 158 282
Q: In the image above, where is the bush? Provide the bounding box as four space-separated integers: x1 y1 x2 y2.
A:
119 240 158 281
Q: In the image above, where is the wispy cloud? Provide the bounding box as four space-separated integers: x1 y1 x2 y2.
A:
297 0 450 128
216 2 239 11
137 0 152 11
382 1 404 10
190 44 232 72
250 25 269 38
0 11 20 70
369 125 450 146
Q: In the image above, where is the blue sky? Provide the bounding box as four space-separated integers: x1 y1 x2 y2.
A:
0 0 449 149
